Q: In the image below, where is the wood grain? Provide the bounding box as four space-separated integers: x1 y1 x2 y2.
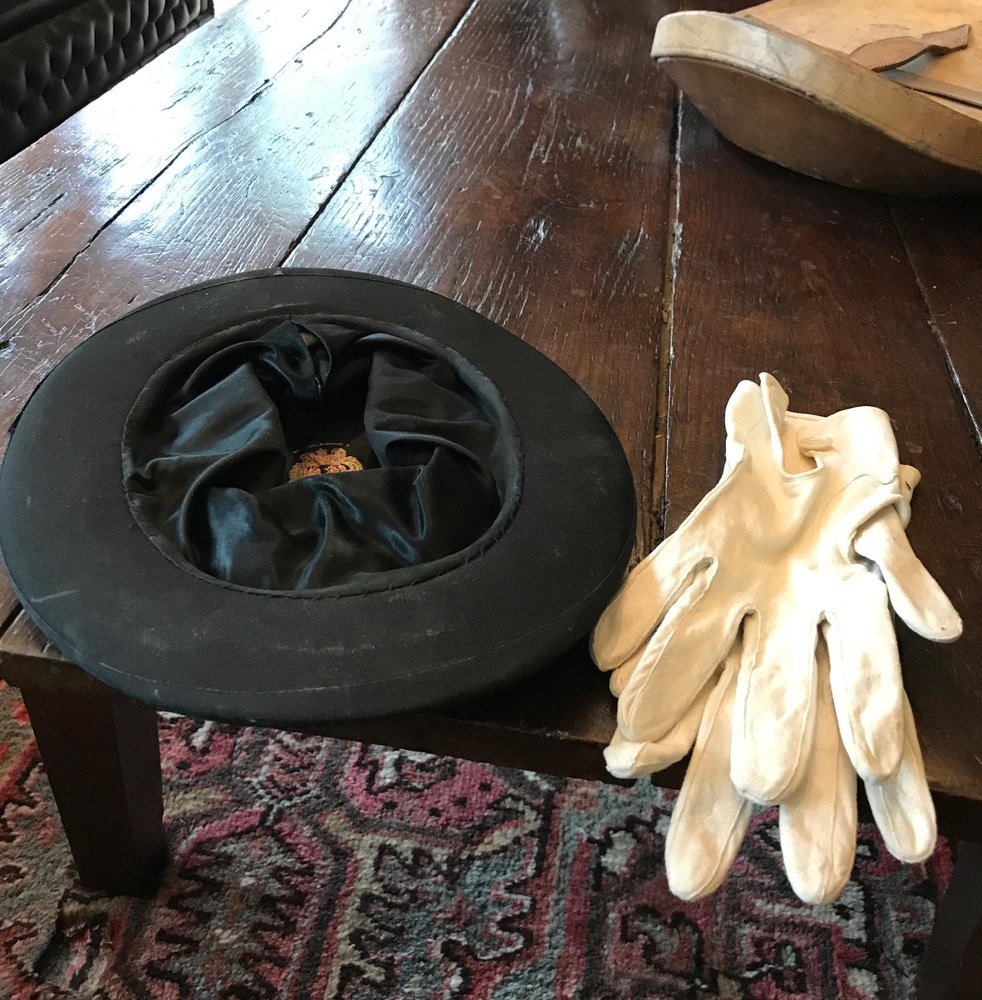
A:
0 0 352 316
287 0 680 555
0 0 471 442
666 100 982 806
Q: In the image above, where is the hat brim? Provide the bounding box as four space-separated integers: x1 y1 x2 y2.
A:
0 270 635 725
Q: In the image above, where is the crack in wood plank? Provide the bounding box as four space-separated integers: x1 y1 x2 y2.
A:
652 89 684 554
277 0 480 266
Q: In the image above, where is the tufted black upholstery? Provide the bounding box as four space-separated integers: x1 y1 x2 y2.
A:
0 0 214 161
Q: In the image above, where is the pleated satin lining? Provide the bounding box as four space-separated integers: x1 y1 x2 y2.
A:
122 316 520 592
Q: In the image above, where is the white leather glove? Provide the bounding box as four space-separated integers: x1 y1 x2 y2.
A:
593 375 961 903
643 623 936 904
593 375 961 806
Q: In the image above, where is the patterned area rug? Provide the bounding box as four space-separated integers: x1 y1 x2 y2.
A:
0 681 951 999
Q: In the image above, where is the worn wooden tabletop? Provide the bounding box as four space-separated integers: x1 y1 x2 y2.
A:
1 0 980 835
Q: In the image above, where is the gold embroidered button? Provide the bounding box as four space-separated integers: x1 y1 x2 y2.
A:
289 445 364 480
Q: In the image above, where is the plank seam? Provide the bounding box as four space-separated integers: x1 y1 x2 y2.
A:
651 89 684 552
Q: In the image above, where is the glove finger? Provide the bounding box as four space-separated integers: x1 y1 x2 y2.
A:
666 651 752 901
605 568 721 698
617 575 744 743
603 676 714 779
865 694 937 863
590 531 709 672
606 624 693 698
825 583 905 784
607 650 640 697
853 505 962 643
779 637 857 904
730 613 818 805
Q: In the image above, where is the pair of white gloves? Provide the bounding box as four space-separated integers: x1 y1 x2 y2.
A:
591 374 962 904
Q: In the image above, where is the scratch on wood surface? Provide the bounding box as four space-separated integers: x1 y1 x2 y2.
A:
522 216 550 251
599 221 648 305
526 101 561 172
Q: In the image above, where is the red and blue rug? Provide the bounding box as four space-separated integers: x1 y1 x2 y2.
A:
0 681 951 998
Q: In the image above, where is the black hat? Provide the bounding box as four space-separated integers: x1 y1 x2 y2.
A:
0 270 635 725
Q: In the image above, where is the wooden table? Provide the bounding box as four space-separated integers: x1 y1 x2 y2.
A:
1 0 980 995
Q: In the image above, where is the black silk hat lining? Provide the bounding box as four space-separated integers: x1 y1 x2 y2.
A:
122 316 522 595
0 270 636 724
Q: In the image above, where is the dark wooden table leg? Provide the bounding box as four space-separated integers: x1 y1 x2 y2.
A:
0 613 167 894
916 842 982 1000
19 683 166 895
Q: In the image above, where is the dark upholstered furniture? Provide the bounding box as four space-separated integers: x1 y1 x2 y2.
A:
0 0 213 161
